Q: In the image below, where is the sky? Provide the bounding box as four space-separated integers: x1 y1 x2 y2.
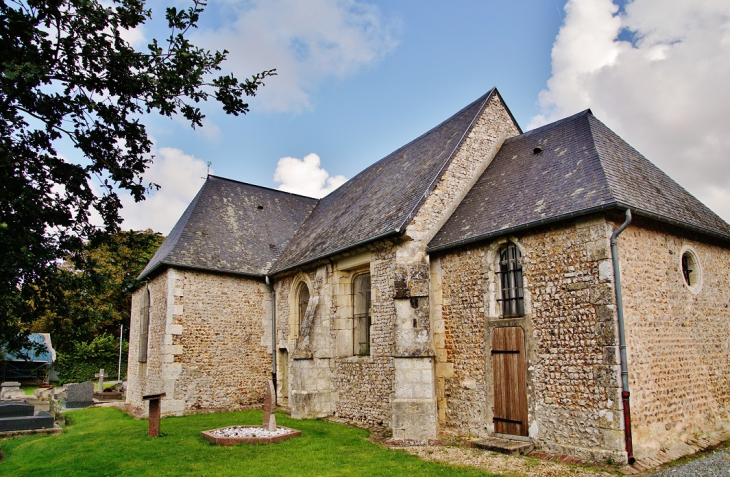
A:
107 0 730 234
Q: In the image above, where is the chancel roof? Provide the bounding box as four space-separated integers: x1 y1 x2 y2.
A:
138 176 317 280
428 110 730 252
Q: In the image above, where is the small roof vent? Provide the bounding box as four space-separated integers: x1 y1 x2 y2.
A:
257 205 264 210
533 146 543 154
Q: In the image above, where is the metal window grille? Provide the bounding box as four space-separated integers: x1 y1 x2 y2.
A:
138 288 150 362
681 253 694 285
496 244 525 317
353 273 371 355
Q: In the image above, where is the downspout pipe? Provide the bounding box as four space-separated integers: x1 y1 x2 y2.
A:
610 208 635 465
265 275 277 406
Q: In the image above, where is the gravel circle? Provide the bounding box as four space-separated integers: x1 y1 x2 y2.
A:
394 445 616 477
209 426 294 438
647 447 730 477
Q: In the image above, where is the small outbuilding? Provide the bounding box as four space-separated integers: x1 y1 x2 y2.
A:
1 333 57 384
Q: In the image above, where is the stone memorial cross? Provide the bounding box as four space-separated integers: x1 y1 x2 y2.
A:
262 380 277 432
95 369 108 393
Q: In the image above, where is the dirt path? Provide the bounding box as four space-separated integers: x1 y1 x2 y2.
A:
394 445 620 477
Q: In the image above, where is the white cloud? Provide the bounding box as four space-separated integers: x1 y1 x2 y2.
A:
531 0 730 222
193 0 399 113
119 146 210 234
274 153 346 198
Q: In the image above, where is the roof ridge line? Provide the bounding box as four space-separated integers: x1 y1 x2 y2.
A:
207 175 320 202
510 109 592 143
323 89 499 194
395 88 498 232
584 113 619 205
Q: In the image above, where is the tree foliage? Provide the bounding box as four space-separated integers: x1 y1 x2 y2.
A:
55 333 129 383
0 0 275 353
31 229 164 352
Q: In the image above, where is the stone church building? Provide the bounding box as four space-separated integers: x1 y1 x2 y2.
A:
127 88 730 464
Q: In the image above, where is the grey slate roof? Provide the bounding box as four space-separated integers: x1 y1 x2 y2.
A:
429 110 730 251
270 88 520 273
138 176 317 280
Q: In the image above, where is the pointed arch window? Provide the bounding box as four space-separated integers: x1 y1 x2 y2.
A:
497 244 524 317
296 282 310 332
138 287 150 362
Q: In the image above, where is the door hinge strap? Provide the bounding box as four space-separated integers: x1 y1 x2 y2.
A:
493 417 523 424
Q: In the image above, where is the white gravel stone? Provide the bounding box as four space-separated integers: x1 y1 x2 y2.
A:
210 426 293 438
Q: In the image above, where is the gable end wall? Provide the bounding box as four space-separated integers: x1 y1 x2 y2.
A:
127 268 272 416
618 219 730 460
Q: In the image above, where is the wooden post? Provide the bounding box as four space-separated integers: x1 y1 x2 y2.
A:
142 393 166 437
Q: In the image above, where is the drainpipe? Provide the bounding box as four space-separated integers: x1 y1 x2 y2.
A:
610 208 635 465
266 275 277 406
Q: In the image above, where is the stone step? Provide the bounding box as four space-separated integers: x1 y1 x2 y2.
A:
471 436 534 456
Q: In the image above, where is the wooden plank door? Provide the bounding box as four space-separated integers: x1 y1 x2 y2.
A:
492 326 528 436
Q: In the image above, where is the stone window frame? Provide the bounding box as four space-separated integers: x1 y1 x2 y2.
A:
352 271 372 356
138 286 151 363
485 237 531 319
332 253 371 359
289 275 313 341
679 244 703 294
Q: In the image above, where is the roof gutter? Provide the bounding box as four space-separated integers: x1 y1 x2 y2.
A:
137 261 267 282
427 203 624 254
269 229 401 276
427 202 730 255
610 208 635 465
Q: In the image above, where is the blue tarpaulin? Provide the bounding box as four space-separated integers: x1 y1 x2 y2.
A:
1 333 56 382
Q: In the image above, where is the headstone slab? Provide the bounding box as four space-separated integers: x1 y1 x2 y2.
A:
0 381 24 400
0 410 54 432
66 381 94 408
0 401 35 418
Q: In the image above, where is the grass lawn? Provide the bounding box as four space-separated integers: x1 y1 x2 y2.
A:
0 407 497 476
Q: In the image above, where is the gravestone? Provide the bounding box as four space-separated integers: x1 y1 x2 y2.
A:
0 401 54 431
262 380 277 432
66 381 94 408
95 369 108 392
0 381 24 400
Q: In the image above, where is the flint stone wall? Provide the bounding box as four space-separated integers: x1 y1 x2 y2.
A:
128 268 271 416
434 215 626 463
618 218 730 460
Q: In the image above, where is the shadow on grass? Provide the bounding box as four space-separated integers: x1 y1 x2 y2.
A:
0 407 496 476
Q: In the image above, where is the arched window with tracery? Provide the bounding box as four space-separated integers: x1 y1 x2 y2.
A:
497 244 524 317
